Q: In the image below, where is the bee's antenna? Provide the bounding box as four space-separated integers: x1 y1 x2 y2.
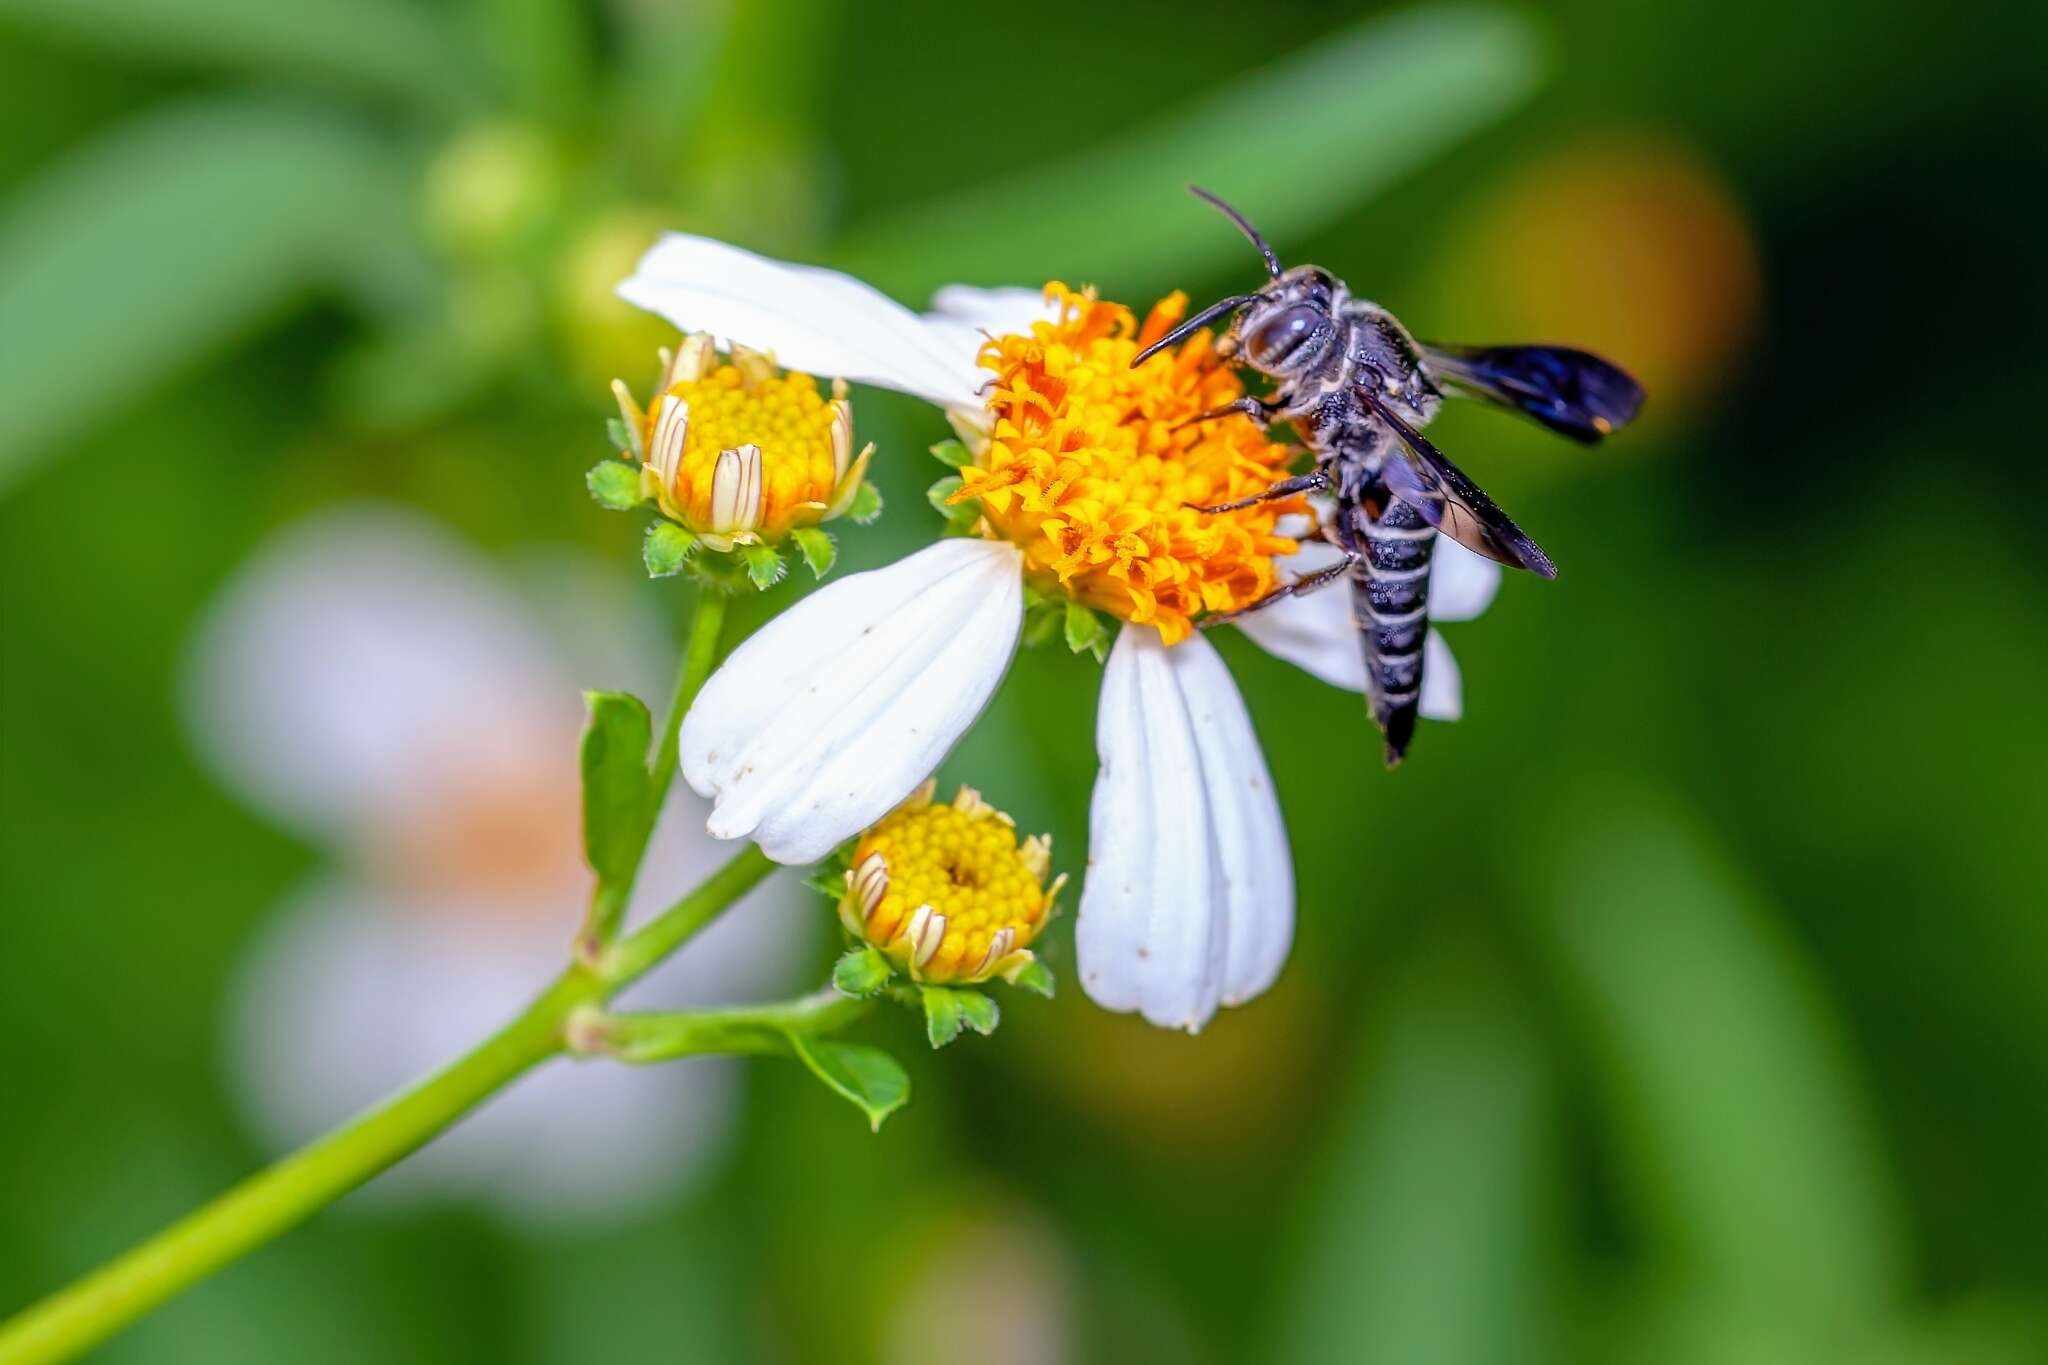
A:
1129 293 1257 368
1189 185 1282 278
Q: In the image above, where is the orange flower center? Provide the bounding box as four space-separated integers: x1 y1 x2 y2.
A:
951 284 1303 644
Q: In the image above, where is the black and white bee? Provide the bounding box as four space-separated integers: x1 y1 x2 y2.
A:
1134 187 1645 765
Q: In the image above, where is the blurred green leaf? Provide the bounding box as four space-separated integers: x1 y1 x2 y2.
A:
0 0 476 115
579 691 655 884
468 0 591 128
788 1036 909 1132
1277 928 1558 1365
1523 786 1908 1319
837 4 1544 296
0 99 410 492
929 438 972 469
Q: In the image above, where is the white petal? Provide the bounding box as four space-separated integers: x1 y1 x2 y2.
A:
1419 629 1463 722
1428 534 1502 622
1077 626 1294 1032
1233 543 1367 693
680 539 1024 864
617 233 985 410
920 283 1058 361
182 504 567 841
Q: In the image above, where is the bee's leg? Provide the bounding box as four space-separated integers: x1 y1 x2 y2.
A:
1173 393 1288 431
1185 469 1330 515
1198 550 1359 628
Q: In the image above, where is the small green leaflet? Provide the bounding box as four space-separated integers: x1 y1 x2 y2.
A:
789 1036 909 1132
789 527 837 579
586 460 643 510
832 947 892 998
644 523 698 577
578 691 655 884
740 543 786 590
921 985 1000 1049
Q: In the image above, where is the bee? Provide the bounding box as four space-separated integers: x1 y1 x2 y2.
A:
1134 187 1645 764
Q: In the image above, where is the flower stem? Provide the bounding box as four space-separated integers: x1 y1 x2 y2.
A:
0 968 589 1365
1 587 771 1365
0 837 781 1364
585 991 872 1063
578 585 729 953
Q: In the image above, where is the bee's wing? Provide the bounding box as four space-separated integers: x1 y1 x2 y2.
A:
1421 343 1644 443
1363 390 1558 579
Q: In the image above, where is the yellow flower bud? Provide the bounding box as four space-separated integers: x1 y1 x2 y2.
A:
838 781 1063 985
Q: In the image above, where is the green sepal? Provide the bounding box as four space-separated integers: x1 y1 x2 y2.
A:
833 947 893 998
929 438 972 469
1063 600 1109 661
740 543 786 590
1020 604 1063 649
643 522 698 578
803 865 849 899
578 691 656 884
926 475 981 535
1008 959 1056 998
848 481 883 524
586 460 644 510
790 527 837 580
789 1036 910 1132
605 416 634 454
921 985 999 1049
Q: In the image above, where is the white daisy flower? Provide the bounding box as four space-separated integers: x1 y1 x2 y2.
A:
183 505 810 1225
618 236 1499 1031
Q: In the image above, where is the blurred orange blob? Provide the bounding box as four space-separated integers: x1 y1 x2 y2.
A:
1428 132 1761 421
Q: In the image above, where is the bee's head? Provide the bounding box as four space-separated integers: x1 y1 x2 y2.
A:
1223 266 1339 376
1129 187 1339 377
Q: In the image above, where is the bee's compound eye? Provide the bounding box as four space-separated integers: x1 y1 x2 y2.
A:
1247 305 1324 367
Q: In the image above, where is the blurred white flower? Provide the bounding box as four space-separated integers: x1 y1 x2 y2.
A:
183 505 810 1226
620 235 1501 1032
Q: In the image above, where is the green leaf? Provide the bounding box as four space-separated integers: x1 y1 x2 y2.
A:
847 481 883 524
0 0 476 115
578 692 655 884
832 948 892 998
0 99 419 491
643 522 699 577
740 543 786 590
1522 787 1908 1311
1277 931 1553 1365
921 986 999 1048
1009 959 1056 998
586 461 644 510
789 1036 909 1132
789 527 837 580
835 6 1542 298
605 417 634 454
929 438 972 469
1064 600 1108 659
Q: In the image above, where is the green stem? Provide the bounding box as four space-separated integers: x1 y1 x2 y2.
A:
590 991 872 1063
578 586 729 951
0 969 590 1365
0 592 786 1365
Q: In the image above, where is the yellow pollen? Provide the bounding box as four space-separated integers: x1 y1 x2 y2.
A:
615 336 869 547
952 283 1304 644
846 784 1059 985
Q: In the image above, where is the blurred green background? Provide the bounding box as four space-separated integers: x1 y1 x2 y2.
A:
3 0 2045 1360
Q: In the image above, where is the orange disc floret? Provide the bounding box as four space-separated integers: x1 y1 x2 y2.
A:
952 283 1304 643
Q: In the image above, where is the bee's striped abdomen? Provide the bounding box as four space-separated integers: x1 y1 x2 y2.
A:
1348 495 1435 765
